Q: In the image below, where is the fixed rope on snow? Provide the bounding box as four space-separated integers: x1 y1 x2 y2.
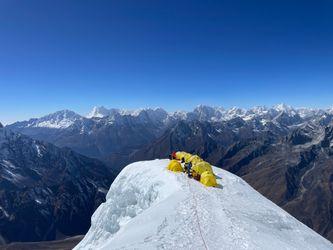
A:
186 177 209 250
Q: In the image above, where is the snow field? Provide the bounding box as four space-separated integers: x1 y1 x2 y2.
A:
75 159 333 250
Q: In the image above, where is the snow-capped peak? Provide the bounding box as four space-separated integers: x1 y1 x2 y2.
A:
87 106 170 121
274 103 294 112
75 159 332 250
327 107 333 115
33 110 83 129
9 110 83 129
87 106 112 118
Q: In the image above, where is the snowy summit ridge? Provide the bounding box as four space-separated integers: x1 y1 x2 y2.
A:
9 104 333 130
75 159 332 250
85 104 333 122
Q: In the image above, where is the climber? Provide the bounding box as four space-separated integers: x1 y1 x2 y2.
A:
172 151 177 159
184 161 193 178
169 151 177 160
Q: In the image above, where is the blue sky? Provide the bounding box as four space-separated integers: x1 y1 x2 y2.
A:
1 0 333 124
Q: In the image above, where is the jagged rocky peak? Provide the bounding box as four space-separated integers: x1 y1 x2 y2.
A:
86 106 170 122
142 107 169 121
192 105 224 121
87 106 113 118
44 109 82 121
274 103 293 112
8 110 83 129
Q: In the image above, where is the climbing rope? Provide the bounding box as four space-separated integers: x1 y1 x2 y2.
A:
186 176 209 250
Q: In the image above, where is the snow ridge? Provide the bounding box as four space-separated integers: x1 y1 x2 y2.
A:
8 104 333 130
75 159 332 250
86 104 333 123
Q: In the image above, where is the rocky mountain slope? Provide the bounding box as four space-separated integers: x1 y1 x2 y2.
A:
74 160 332 250
7 108 172 172
0 127 115 244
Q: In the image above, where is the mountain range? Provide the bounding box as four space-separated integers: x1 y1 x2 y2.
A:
4 104 333 242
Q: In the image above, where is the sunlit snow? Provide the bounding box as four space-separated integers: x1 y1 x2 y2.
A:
75 159 332 250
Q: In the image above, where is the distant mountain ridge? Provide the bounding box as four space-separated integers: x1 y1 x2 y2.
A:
8 104 333 129
7 104 333 172
85 104 333 122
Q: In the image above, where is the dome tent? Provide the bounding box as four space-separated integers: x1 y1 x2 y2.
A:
200 171 217 187
192 161 213 175
167 160 183 172
188 155 203 165
175 151 192 162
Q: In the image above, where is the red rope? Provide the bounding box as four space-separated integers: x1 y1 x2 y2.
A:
186 177 209 250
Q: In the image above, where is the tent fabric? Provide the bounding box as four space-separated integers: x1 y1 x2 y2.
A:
167 160 183 172
188 155 203 165
175 151 192 162
200 171 217 187
192 161 213 175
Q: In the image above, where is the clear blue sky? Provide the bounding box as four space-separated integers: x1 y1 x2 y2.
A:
1 0 333 124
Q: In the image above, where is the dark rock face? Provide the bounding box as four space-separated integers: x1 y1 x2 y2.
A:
287 129 313 145
0 128 115 244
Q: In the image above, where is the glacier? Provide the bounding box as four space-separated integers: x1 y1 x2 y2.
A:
74 159 332 250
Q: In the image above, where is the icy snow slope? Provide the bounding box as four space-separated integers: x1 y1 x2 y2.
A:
75 159 332 250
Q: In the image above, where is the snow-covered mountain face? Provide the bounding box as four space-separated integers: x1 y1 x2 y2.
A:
0 127 115 244
12 110 85 129
86 104 330 123
87 106 113 118
86 106 169 122
75 160 332 250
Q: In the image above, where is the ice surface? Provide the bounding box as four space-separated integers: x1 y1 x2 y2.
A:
75 159 332 250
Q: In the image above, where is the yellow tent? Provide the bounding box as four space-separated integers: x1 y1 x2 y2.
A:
175 151 192 162
167 160 183 172
175 151 185 160
192 161 213 175
188 155 203 165
200 171 217 187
